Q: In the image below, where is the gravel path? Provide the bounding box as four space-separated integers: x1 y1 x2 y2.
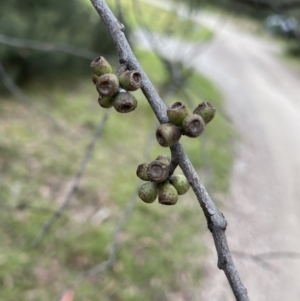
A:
192 13 300 301
135 3 300 300
196 12 300 301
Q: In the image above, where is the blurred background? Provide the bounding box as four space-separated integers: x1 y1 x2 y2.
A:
1 0 300 300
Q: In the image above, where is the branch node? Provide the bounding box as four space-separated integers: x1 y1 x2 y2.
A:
218 254 229 270
207 207 215 216
117 21 125 32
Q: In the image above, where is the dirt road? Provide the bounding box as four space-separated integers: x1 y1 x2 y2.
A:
136 2 300 300
191 13 300 301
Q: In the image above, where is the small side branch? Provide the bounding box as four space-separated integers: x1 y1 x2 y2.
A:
59 126 157 299
59 191 139 297
232 250 300 272
31 111 110 248
0 61 64 131
90 1 249 300
0 33 100 60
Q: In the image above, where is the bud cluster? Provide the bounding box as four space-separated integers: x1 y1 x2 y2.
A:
90 56 142 113
137 155 190 205
156 101 216 147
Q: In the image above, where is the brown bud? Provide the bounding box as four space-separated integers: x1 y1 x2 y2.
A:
136 163 150 181
155 155 171 165
119 70 142 91
113 91 138 113
158 183 178 205
90 56 112 76
96 73 119 97
193 101 216 124
170 174 190 195
98 95 114 108
182 114 205 138
138 182 159 203
167 102 189 126
146 160 170 183
156 123 181 147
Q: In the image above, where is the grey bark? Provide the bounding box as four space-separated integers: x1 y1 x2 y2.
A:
89 1 250 300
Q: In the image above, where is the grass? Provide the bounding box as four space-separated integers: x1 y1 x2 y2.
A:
0 47 233 301
0 0 231 293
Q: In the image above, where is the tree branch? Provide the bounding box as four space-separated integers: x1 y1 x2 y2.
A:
31 110 110 248
232 0 300 11
89 1 249 300
58 124 157 299
0 33 100 60
232 250 300 271
61 190 139 296
0 61 65 132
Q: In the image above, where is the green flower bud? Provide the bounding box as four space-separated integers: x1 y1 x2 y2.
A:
113 91 138 113
146 160 170 183
136 163 150 181
90 56 112 76
182 114 205 138
138 182 159 203
96 73 120 97
193 102 216 124
155 155 171 166
170 174 190 195
158 183 178 205
119 70 142 91
98 95 114 108
167 102 189 126
156 123 181 147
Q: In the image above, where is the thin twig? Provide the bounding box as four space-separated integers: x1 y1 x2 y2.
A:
64 191 139 293
0 33 100 60
58 122 157 298
0 203 55 214
257 251 300 259
0 62 31 105
232 251 276 271
31 110 111 248
232 250 300 271
90 1 249 300
0 61 65 132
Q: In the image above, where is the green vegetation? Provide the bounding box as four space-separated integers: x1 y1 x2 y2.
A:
0 0 212 85
110 0 213 42
0 1 231 299
0 0 116 83
0 47 233 300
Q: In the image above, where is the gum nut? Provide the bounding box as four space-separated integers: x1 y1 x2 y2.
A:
193 101 216 124
155 155 171 165
156 123 181 147
90 56 112 76
113 91 138 113
182 114 205 138
138 182 159 203
167 102 189 126
96 73 119 97
171 174 190 195
136 163 150 181
158 183 178 205
98 95 114 108
146 160 170 183
119 70 142 91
